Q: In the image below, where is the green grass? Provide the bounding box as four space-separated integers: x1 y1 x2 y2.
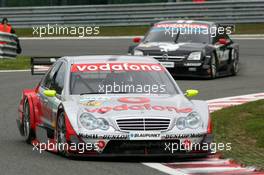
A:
15 23 264 37
234 23 264 35
0 56 30 70
212 100 264 170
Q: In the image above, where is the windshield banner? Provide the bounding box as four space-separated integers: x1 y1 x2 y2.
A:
71 63 165 72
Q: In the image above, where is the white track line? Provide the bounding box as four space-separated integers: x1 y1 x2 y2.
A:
166 159 231 165
0 65 49 73
0 69 30 73
180 167 252 174
19 34 264 40
142 163 186 175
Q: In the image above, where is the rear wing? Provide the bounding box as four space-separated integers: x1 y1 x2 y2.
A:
31 57 60 75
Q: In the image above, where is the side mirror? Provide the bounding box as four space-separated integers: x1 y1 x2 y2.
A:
133 37 141 43
218 38 228 45
43 90 56 97
185 89 199 98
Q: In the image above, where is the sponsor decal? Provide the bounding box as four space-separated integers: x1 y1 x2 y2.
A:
129 132 161 140
79 133 128 140
158 43 186 52
80 96 110 106
71 63 164 72
155 23 208 29
85 97 192 114
159 44 180 52
161 61 175 68
118 97 150 104
80 101 102 107
80 96 111 102
85 103 192 114
139 42 184 52
163 133 204 139
184 63 202 67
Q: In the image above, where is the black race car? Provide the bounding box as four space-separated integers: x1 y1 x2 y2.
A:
129 20 239 79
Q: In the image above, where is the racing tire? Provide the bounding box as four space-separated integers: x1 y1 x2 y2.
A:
230 49 239 76
56 112 69 157
210 54 217 79
23 98 35 144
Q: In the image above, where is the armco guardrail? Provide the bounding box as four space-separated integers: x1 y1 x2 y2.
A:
0 32 18 58
0 0 264 28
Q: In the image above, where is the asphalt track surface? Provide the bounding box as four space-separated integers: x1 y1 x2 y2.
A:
0 38 263 175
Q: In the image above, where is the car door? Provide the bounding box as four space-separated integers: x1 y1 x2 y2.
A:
47 61 66 129
213 32 231 70
38 61 62 128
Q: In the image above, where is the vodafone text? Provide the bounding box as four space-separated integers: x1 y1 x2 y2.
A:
71 63 164 72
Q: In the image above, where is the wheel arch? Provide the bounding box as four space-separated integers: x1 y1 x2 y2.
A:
211 50 220 66
205 46 219 66
57 104 65 118
21 90 38 132
56 103 77 142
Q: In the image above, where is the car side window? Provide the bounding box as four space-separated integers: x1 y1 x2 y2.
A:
213 32 220 44
42 62 62 89
52 62 66 95
213 26 230 44
223 32 230 40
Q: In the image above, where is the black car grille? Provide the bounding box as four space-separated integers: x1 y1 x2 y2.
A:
116 118 170 131
145 51 188 61
151 55 185 61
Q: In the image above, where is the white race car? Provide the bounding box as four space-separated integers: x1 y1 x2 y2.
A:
17 55 213 157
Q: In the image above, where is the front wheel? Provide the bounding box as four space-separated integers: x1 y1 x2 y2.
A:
23 98 35 144
56 112 68 156
231 50 239 76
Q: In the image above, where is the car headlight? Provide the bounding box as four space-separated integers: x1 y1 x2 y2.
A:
97 118 109 130
176 117 186 130
134 50 143 56
187 52 201 60
79 113 109 130
176 112 201 130
185 112 201 129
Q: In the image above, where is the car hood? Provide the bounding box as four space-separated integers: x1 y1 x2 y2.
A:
62 94 209 134
73 94 193 118
136 42 208 54
64 94 194 128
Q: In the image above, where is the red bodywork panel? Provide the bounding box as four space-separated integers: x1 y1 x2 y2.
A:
18 84 42 132
18 84 78 145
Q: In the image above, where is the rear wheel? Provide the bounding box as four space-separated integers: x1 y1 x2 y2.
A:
210 54 217 79
231 50 239 75
23 99 35 144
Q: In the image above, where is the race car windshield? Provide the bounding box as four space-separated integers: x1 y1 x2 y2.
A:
144 24 210 43
70 63 179 95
